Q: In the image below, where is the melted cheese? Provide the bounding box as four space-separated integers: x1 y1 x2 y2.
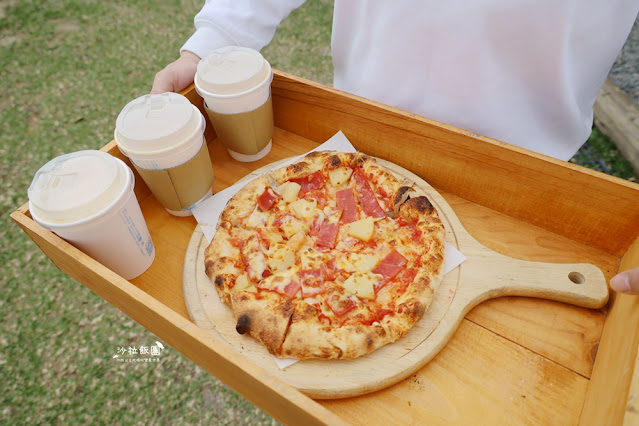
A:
289 198 317 219
246 207 269 229
266 242 295 273
300 247 328 270
243 235 267 280
233 273 251 291
280 216 309 238
259 266 300 294
286 231 307 252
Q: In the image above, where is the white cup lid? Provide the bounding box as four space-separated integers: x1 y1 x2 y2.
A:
196 46 269 95
114 92 201 155
28 150 127 224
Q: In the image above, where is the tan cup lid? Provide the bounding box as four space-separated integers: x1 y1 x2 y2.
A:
196 46 269 95
28 150 127 224
114 92 201 155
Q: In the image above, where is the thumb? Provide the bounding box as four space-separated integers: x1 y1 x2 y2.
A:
610 267 639 295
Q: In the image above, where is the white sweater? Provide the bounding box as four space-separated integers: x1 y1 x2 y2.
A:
182 0 638 160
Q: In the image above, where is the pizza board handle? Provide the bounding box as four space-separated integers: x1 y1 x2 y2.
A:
459 239 609 311
399 240 610 375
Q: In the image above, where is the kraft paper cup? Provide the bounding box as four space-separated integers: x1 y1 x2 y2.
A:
114 93 215 216
195 46 274 162
28 150 155 280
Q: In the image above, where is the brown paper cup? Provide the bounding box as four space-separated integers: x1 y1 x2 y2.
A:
133 141 215 213
204 97 274 161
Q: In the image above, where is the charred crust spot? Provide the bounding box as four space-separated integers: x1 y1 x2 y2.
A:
399 301 427 319
366 336 374 349
394 186 414 205
412 303 426 318
306 151 322 159
356 155 370 166
274 298 295 318
214 275 224 287
295 303 317 321
219 221 231 230
236 315 251 334
205 260 215 277
235 292 250 302
406 196 435 213
289 161 309 174
328 154 342 168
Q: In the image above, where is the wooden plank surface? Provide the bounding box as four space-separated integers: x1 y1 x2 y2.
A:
582 236 639 426
446 195 614 379
320 319 589 425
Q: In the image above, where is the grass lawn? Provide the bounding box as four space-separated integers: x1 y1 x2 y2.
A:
1 1 635 424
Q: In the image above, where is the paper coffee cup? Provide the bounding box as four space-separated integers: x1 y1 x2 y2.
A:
195 46 275 162
114 93 215 216
28 150 155 280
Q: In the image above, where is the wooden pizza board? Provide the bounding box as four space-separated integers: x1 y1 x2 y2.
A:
183 158 609 399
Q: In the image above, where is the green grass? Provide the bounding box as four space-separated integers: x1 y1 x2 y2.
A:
1 0 635 424
1 0 334 424
570 126 637 181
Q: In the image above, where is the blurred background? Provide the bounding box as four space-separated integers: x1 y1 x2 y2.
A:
1 1 637 424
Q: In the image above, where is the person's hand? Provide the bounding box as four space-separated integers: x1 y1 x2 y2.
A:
610 267 639 295
151 51 201 94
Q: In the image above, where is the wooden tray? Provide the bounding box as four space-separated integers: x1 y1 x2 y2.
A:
183 158 608 399
11 70 639 425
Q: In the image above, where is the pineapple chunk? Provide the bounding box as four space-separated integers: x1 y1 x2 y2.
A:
259 228 283 245
347 217 376 242
349 253 380 273
266 242 296 273
328 166 353 187
281 217 309 239
335 254 355 273
287 230 307 252
278 181 301 203
289 198 318 219
233 274 251 291
343 272 382 300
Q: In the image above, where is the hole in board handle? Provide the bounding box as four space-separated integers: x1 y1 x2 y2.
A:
568 272 585 284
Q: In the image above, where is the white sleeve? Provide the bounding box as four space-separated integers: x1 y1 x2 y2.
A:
181 0 308 58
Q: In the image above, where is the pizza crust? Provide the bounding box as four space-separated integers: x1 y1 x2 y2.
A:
204 151 446 360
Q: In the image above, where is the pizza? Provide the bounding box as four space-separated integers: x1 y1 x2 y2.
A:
204 151 445 360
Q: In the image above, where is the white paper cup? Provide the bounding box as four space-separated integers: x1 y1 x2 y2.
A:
114 93 215 216
195 46 274 162
28 150 155 280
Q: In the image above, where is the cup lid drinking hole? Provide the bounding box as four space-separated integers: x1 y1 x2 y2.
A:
28 150 127 225
114 92 202 155
196 46 269 95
